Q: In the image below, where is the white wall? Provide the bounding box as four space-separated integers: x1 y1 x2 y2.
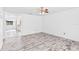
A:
20 14 42 35
0 8 3 49
43 8 79 41
3 11 42 36
4 8 79 41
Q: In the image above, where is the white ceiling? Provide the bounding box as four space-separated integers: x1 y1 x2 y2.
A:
3 7 78 15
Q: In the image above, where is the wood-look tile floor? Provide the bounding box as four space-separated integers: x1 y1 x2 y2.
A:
1 32 79 51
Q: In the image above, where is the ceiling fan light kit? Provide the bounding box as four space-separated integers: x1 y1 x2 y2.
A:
40 7 48 15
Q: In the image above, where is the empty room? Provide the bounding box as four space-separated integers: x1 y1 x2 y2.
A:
0 7 79 51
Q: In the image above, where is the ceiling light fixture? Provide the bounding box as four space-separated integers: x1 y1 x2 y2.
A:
40 7 48 15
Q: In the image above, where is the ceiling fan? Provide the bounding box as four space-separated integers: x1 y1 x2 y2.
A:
40 7 48 15
31 7 48 15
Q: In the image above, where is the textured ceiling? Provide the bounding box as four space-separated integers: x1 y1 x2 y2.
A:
4 7 78 15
